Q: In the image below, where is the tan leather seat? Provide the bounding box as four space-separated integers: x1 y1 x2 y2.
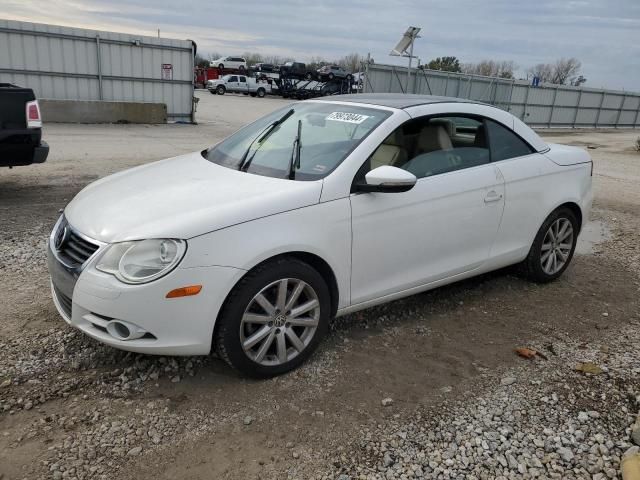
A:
370 130 408 169
430 119 456 138
415 125 453 155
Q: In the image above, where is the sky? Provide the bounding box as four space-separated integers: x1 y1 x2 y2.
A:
2 0 640 91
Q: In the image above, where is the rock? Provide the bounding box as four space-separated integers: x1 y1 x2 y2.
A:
382 452 394 467
292 451 299 459
381 397 393 407
0 379 11 388
501 377 517 386
171 375 181 383
625 446 640 458
632 419 640 446
127 446 142 456
557 446 574 463
578 411 589 422
243 416 253 425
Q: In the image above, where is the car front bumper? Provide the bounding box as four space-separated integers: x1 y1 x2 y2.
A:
48 239 245 356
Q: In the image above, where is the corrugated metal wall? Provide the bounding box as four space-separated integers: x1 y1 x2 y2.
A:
0 19 194 122
363 63 640 128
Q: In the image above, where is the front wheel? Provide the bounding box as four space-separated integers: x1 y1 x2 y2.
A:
218 64 224 70
214 258 330 378
520 207 579 283
216 85 226 95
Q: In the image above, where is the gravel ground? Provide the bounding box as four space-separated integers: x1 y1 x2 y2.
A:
0 94 639 479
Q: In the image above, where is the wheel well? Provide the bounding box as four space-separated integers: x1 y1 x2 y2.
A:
557 202 583 233
276 252 339 318
215 252 340 338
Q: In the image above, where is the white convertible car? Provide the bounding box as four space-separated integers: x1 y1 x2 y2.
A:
48 94 592 377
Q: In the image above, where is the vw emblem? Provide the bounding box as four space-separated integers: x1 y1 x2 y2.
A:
54 225 69 250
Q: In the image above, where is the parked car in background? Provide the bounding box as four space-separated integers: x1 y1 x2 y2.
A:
0 83 49 168
207 75 271 97
210 56 247 71
317 65 352 81
279 62 314 80
253 63 276 73
48 94 592 378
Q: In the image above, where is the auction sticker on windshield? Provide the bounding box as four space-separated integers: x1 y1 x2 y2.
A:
326 112 371 124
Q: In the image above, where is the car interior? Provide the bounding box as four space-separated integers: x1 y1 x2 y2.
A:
366 116 492 180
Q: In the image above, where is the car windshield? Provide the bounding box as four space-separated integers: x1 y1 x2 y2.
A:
203 103 390 180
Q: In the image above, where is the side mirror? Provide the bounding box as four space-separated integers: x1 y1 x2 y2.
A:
355 165 417 193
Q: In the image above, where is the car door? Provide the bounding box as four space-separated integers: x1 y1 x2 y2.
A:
227 75 239 92
238 76 247 92
349 114 505 305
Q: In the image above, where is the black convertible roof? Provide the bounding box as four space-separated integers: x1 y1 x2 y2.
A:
324 93 482 109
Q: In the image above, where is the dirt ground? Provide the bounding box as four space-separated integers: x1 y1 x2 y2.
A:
0 92 639 480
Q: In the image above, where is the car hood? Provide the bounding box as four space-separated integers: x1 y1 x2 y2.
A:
64 152 323 242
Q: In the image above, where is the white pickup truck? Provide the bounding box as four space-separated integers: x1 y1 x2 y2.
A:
207 75 272 98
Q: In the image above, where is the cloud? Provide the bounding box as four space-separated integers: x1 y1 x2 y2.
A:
1 0 638 90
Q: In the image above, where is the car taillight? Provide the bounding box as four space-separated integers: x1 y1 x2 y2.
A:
26 100 42 128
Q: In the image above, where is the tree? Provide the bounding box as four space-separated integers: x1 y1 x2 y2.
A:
526 63 554 83
338 53 363 73
242 52 264 67
551 57 582 85
427 56 461 73
194 54 209 68
461 60 516 79
526 58 584 86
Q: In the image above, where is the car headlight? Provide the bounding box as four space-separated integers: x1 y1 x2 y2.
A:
95 239 186 284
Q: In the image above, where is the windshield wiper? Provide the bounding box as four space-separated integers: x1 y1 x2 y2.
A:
238 108 294 172
288 119 302 180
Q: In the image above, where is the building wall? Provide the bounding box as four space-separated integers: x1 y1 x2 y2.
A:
0 19 194 122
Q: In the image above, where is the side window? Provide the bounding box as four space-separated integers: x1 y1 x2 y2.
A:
228 76 238 82
239 76 246 83
486 119 534 161
353 115 491 187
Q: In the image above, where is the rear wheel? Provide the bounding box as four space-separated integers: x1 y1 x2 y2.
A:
520 207 579 283
215 258 330 378
238 65 246 71
256 88 266 98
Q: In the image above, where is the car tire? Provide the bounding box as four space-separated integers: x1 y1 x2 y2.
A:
520 207 579 283
218 64 224 70
305 72 313 80
328 73 335 80
216 85 226 95
346 73 353 81
239 65 246 71
214 257 330 378
257 88 266 98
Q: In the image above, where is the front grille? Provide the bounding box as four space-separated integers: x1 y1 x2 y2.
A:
53 285 72 318
58 226 100 267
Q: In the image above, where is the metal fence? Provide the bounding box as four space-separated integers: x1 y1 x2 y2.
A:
0 19 195 122
363 63 640 129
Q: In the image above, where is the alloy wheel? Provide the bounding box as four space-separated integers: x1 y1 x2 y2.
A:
540 218 574 275
240 278 320 366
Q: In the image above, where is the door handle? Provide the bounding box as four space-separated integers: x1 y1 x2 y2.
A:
484 191 503 203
